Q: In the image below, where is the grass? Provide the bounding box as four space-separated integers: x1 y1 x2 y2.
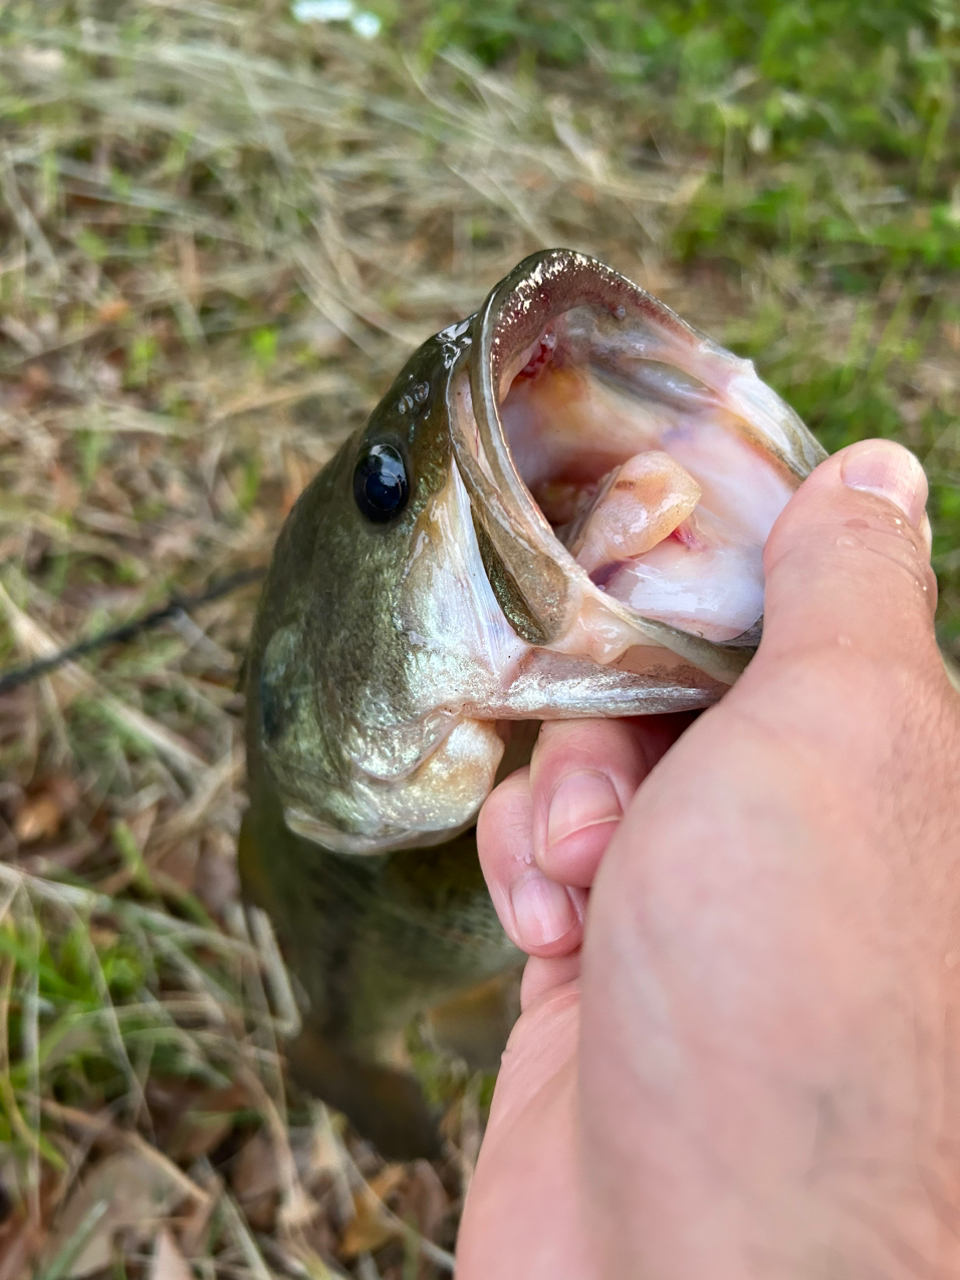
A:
0 0 957 1274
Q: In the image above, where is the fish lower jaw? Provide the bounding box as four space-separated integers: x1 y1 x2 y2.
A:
280 718 507 856
282 803 480 856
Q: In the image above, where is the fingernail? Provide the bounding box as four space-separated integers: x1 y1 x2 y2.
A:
841 441 928 529
547 771 622 849
510 872 577 948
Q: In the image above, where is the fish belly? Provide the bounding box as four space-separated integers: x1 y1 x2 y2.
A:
238 785 521 1157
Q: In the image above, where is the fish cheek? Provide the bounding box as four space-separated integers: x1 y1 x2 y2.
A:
256 623 332 796
259 625 301 745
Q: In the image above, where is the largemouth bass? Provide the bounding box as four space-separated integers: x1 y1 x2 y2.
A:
239 249 825 1156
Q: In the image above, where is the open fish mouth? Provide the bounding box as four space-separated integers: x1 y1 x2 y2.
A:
450 250 825 677
249 249 828 854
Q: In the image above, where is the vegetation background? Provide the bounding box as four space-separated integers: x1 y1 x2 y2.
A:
0 0 957 1274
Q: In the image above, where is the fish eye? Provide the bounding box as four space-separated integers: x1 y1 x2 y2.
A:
353 443 410 523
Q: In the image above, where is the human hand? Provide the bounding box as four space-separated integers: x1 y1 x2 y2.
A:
457 439 960 1279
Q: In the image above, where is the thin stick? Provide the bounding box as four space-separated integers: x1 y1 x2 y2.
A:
0 567 264 694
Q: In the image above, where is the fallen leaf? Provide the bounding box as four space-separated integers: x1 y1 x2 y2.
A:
193 836 240 915
231 1129 281 1232
96 298 131 325
39 1150 183 1278
14 776 79 843
148 1227 193 1280
14 795 62 843
340 1197 400 1259
175 1171 220 1257
366 1165 406 1203
146 1078 254 1162
0 1216 42 1280
392 1160 448 1242
339 1166 406 1259
150 836 200 894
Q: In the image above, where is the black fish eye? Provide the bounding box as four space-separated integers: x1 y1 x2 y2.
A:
353 443 410 523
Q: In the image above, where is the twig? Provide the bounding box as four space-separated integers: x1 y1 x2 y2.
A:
0 568 264 695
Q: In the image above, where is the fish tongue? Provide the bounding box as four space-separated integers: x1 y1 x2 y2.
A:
569 450 701 580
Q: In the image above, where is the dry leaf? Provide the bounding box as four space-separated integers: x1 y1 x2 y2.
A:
40 1150 184 1278
0 1217 42 1280
96 298 131 325
231 1129 281 1232
193 836 240 915
366 1165 406 1203
146 1078 254 1162
339 1166 406 1259
150 836 200 894
148 1228 193 1280
14 793 62 843
13 775 78 843
176 1179 219 1257
393 1160 448 1242
340 1198 401 1259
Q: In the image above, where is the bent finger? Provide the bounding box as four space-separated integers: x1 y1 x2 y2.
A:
530 714 694 888
477 768 585 958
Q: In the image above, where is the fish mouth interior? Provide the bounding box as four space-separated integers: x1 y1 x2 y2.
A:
497 304 798 645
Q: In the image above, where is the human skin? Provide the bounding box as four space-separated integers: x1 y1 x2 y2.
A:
456 439 960 1279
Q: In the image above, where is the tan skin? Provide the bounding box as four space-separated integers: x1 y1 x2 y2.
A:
457 439 960 1279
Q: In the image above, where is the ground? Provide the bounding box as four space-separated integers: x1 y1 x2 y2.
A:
0 1 958 1276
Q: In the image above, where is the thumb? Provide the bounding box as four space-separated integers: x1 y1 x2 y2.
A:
758 439 938 671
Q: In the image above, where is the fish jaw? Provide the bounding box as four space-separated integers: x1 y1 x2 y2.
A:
452 248 826 677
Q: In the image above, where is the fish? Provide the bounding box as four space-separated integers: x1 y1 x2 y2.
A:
239 248 826 1157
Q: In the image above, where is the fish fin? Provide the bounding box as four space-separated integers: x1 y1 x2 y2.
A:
425 969 522 1071
286 1022 443 1160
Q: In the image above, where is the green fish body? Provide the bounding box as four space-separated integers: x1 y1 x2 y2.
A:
241 250 825 1155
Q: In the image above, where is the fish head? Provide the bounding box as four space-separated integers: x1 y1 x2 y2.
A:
245 250 826 854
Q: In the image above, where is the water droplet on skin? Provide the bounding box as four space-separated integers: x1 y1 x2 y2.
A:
836 533 862 550
613 305 626 320
413 381 430 404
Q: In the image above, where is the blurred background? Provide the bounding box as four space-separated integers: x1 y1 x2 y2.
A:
0 1 957 1274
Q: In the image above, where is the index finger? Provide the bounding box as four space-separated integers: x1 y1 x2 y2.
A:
530 714 695 888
